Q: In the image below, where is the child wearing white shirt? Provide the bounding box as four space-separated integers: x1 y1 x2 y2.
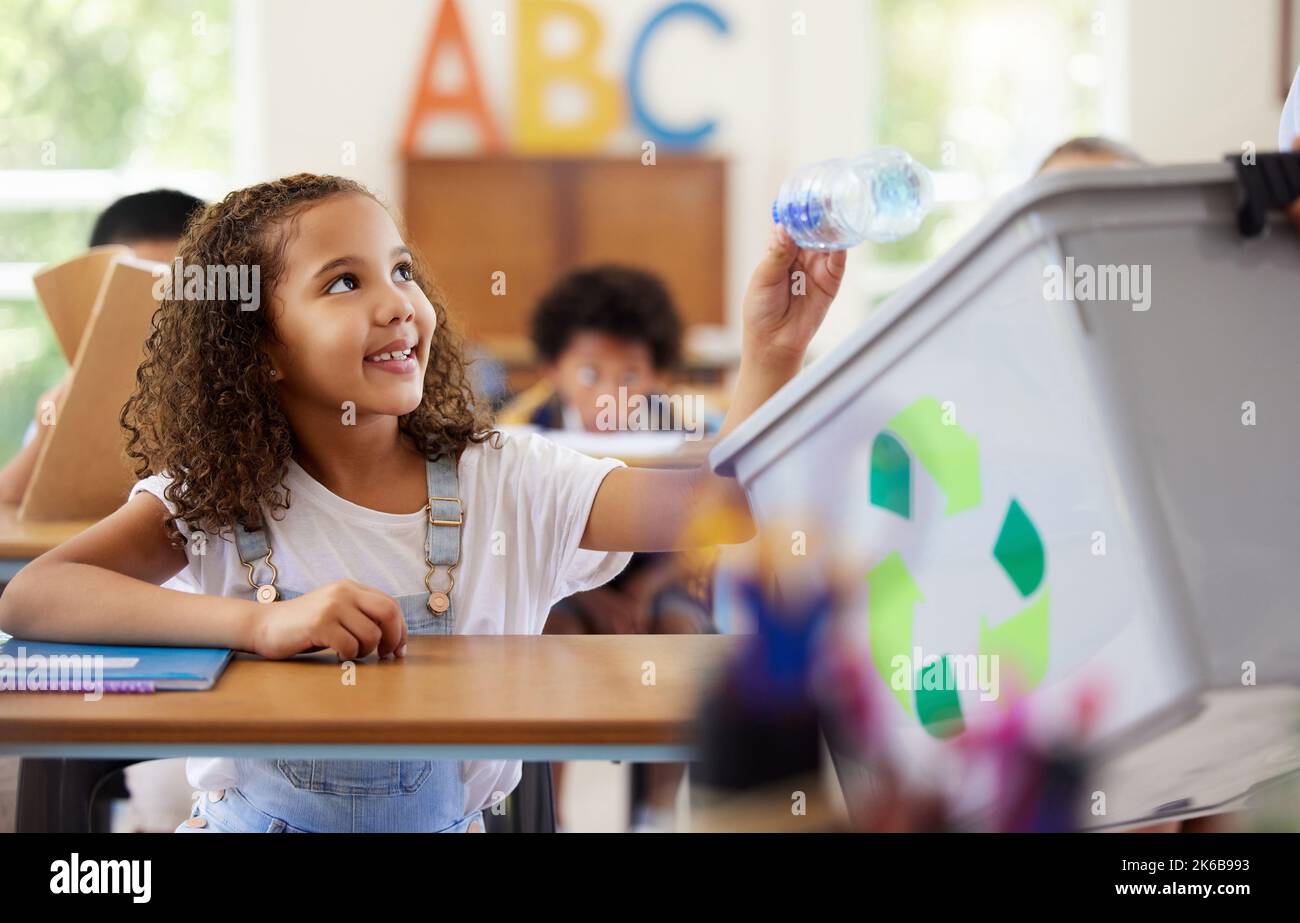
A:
0 172 846 832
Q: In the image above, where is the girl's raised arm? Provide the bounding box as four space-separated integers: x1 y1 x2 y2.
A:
581 227 846 553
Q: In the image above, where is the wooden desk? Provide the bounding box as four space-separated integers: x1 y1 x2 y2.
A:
0 635 740 762
0 502 94 581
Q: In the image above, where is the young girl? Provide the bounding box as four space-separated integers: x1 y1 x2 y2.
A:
0 174 846 833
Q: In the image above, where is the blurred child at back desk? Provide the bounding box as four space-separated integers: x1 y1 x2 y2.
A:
0 189 205 506
500 265 721 831
1035 135 1145 176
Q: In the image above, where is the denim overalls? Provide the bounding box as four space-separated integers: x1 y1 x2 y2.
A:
177 453 484 833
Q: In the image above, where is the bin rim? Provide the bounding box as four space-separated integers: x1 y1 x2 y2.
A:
708 161 1237 477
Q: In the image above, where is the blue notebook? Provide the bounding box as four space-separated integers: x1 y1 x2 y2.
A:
0 637 233 691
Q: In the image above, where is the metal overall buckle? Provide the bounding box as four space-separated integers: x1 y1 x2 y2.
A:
241 548 280 604
425 496 463 615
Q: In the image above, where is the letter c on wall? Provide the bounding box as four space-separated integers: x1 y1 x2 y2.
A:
628 1 729 149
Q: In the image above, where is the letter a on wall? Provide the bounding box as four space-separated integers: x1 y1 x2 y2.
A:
402 0 502 154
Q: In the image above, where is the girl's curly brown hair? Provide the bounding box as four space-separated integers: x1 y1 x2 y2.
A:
121 173 499 544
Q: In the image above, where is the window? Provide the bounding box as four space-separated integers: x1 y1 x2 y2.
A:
868 0 1120 300
0 0 236 459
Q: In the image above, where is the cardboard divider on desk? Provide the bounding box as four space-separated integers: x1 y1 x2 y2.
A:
20 255 164 523
31 246 132 364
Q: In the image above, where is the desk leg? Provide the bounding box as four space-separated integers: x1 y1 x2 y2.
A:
15 758 132 833
484 762 556 833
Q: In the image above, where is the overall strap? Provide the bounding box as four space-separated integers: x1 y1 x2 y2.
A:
424 450 463 621
232 522 279 604
228 451 463 618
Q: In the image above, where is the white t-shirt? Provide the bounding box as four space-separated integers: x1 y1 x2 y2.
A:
128 429 632 816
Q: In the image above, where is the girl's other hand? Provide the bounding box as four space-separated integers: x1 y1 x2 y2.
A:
251 579 407 661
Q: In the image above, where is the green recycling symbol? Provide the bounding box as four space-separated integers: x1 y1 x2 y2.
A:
866 396 1049 738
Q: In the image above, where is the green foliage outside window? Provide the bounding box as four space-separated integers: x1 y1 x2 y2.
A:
0 0 233 460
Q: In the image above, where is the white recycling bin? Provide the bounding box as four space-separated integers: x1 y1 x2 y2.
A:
709 162 1300 828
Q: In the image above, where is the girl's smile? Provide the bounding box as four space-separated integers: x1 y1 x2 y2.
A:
363 336 420 374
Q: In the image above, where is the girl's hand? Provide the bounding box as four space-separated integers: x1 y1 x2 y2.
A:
251 580 408 661
578 230 847 558
740 224 848 369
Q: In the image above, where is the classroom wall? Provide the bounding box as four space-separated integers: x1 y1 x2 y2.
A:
240 0 871 351
1122 0 1287 163
238 0 1291 354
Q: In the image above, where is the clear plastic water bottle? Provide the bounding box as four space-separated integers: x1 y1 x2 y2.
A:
772 146 934 249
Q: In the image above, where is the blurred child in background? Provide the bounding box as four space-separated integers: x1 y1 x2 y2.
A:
503 266 719 831
1035 135 1145 176
0 189 205 505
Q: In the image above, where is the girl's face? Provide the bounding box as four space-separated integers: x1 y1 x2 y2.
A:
263 194 437 421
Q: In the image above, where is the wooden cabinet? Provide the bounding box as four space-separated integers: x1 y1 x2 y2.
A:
401 156 726 344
